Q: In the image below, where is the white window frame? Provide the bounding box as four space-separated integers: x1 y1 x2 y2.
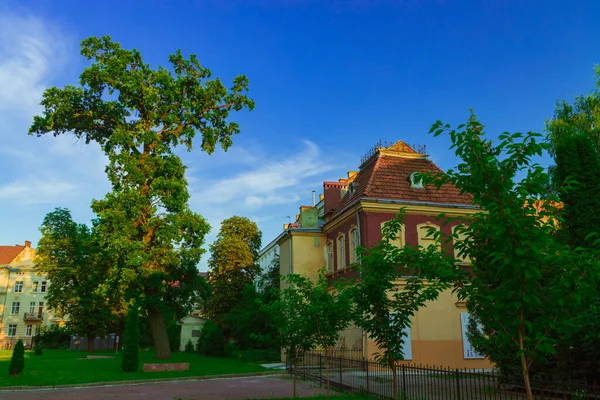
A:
11 302 20 315
25 325 33 337
410 172 424 189
29 302 36 314
8 325 17 336
38 302 44 318
41 281 47 293
460 313 485 359
33 281 39 292
324 242 334 273
14 281 23 293
390 312 412 360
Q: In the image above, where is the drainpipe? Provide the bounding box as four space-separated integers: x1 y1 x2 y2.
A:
288 232 293 275
355 208 368 359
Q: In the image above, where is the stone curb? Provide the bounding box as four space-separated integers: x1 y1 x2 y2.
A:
0 370 287 392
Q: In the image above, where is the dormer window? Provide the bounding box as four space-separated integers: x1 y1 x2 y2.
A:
410 172 424 189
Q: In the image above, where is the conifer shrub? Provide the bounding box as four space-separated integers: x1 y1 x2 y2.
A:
185 339 194 353
122 306 140 372
8 339 25 376
196 321 225 357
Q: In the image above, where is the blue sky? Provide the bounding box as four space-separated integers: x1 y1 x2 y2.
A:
1 0 599 270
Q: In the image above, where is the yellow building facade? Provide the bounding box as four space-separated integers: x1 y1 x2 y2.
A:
0 242 66 349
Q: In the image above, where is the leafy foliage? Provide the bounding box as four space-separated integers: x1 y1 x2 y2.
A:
263 270 351 398
349 212 455 400
122 306 140 372
8 340 25 376
34 346 43 356
196 321 226 357
184 339 194 354
428 113 600 399
36 325 71 350
208 216 262 327
36 208 118 351
30 36 254 359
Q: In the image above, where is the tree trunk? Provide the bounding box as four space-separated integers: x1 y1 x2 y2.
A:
87 333 94 353
518 322 534 400
391 361 398 400
292 355 297 398
148 305 171 359
325 348 330 400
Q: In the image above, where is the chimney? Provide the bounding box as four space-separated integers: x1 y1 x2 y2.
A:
24 240 31 248
312 190 316 206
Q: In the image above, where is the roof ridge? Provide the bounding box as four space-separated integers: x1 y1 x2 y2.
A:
363 153 383 198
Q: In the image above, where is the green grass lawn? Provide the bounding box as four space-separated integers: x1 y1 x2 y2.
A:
0 349 269 387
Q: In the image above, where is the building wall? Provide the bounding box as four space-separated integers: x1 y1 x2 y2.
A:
179 319 205 351
291 232 326 283
0 261 65 349
363 286 492 369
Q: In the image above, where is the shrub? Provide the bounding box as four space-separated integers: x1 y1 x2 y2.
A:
36 325 70 349
8 340 25 376
184 339 194 353
167 320 181 352
34 346 43 356
122 306 140 372
196 321 225 357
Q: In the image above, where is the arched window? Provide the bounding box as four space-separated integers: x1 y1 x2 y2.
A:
349 227 358 264
416 223 441 251
337 234 346 270
380 221 405 248
324 242 334 272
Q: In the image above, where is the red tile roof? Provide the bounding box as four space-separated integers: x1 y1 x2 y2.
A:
327 141 473 218
0 245 25 265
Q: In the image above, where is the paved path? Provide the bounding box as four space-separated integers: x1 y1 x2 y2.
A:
0 376 327 400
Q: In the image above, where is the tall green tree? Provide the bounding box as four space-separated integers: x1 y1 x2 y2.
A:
35 208 116 352
8 340 25 376
122 305 140 372
30 36 254 359
428 114 599 399
546 65 600 155
207 216 262 326
349 213 455 400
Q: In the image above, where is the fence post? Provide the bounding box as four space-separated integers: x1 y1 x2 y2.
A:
365 358 370 394
402 364 407 398
455 368 461 400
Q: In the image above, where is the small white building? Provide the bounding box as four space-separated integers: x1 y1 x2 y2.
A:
177 314 206 351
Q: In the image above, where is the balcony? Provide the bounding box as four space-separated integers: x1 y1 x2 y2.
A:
23 313 43 322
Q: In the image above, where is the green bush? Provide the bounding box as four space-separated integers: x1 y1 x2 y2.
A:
8 339 25 376
36 325 70 349
167 320 181 352
196 321 225 357
184 339 194 353
122 306 140 372
34 346 43 356
233 348 281 362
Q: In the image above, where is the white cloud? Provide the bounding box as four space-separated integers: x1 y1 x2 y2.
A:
0 178 78 204
193 140 332 208
0 13 70 118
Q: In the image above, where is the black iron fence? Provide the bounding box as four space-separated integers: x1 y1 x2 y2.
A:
288 352 600 400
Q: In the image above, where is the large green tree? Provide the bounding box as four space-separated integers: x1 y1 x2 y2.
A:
30 36 254 359
428 114 599 399
36 208 116 352
207 216 262 326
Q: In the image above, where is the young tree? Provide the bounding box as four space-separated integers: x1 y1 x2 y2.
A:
349 214 455 400
8 340 25 376
30 36 254 359
36 208 116 352
122 305 140 372
207 216 262 327
264 271 352 399
428 114 599 399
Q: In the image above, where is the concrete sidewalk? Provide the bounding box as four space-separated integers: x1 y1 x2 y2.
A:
0 375 327 400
